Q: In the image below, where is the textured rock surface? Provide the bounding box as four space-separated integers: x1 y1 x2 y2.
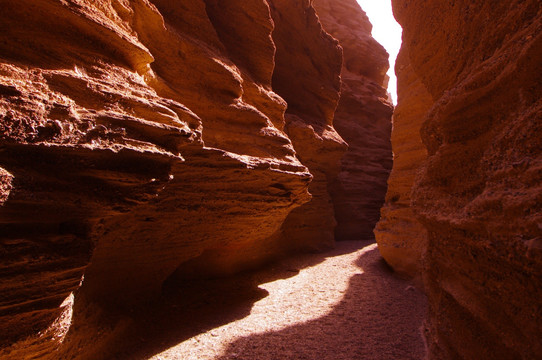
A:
0 0 315 348
313 0 394 241
0 0 394 354
390 0 542 358
268 0 346 252
374 47 431 279
0 167 13 206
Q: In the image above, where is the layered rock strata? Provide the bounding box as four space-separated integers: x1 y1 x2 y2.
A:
374 47 431 279
0 0 323 347
267 0 346 252
313 0 394 241
385 0 542 358
152 0 347 278
0 0 394 353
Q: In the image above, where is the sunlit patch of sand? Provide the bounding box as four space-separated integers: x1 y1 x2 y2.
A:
151 243 384 360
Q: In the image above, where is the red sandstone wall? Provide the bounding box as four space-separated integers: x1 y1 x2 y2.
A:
0 0 391 353
0 0 311 347
268 0 346 252
389 0 542 358
313 0 394 241
374 46 431 279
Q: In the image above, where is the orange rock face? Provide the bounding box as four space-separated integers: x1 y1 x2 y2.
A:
388 0 542 358
313 0 394 241
0 0 311 347
0 0 391 352
374 47 431 279
268 0 346 252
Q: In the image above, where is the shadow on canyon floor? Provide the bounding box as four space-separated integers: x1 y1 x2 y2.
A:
60 242 374 359
214 247 427 360
11 240 426 360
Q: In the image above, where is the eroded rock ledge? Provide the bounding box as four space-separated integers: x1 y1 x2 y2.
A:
378 0 542 358
0 0 392 354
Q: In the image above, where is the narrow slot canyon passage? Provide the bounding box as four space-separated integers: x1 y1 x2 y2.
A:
1 0 540 359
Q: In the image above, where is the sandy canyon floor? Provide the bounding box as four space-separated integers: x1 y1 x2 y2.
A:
139 241 427 360
2 241 427 360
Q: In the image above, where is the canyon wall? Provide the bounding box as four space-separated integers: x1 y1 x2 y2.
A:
0 0 306 347
0 0 392 353
374 46 431 279
384 0 542 358
313 0 394 241
266 0 346 252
